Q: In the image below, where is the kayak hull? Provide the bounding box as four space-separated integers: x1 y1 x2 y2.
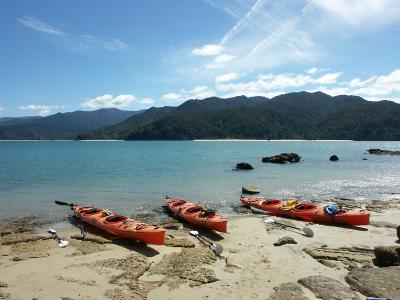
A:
165 197 228 233
240 197 370 226
73 205 166 245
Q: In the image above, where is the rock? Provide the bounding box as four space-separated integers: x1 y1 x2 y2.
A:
0 234 52 245
268 282 310 300
165 237 195 248
303 247 374 270
329 155 339 161
224 257 241 273
262 153 301 164
345 266 400 299
162 223 182 230
241 185 260 194
362 158 368 160
374 246 400 266
367 148 400 156
235 162 254 170
366 200 391 212
369 221 398 229
0 281 7 288
273 236 297 246
397 225 400 240
70 234 112 244
298 276 360 300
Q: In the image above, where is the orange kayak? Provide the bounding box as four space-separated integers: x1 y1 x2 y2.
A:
240 197 370 226
165 197 228 233
72 205 166 245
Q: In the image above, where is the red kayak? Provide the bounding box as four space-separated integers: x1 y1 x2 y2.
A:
165 197 228 233
72 205 166 245
240 197 370 226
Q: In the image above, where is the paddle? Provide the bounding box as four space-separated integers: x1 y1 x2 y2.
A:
189 230 223 256
264 218 314 237
54 200 75 207
48 228 69 248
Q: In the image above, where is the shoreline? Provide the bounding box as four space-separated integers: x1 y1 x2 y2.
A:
1 199 399 300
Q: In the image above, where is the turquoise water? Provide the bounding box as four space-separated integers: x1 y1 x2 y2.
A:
1 141 400 220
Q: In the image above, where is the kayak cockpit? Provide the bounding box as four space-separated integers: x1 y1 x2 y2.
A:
261 199 281 206
293 204 318 211
171 199 187 206
105 215 128 223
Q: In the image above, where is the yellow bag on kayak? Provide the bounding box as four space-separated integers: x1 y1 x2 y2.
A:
281 199 298 210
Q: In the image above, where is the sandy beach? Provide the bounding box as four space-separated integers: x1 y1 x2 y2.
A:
0 199 399 300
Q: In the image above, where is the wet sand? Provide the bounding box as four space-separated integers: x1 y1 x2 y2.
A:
0 200 399 300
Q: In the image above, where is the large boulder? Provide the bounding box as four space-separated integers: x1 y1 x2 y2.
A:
298 275 360 300
298 276 360 300
367 149 400 156
329 155 339 161
235 162 254 170
262 153 301 164
268 282 310 300
242 185 260 194
374 246 400 266
345 266 400 299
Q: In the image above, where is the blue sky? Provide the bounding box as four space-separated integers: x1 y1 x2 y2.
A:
1 0 400 117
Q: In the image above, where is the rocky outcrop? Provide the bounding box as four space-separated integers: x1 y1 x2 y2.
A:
262 153 301 164
329 155 339 161
298 276 360 300
241 185 260 194
303 247 374 270
269 282 310 300
367 148 400 156
273 236 297 246
235 162 254 170
345 266 400 299
374 246 400 266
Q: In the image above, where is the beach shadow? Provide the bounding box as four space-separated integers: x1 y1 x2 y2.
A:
66 215 160 257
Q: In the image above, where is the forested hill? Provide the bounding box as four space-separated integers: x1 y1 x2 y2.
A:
78 92 400 141
0 108 143 140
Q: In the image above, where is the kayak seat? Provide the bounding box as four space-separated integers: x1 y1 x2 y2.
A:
172 200 187 207
186 206 202 213
261 199 281 206
202 209 217 217
83 209 102 215
105 215 128 222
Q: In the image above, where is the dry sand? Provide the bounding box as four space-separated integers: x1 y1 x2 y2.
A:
0 203 399 300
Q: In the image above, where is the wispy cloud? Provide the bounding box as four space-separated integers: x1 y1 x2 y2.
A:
18 16 127 52
81 94 135 108
192 44 224 56
19 104 65 116
0 105 5 112
138 97 155 105
18 16 64 35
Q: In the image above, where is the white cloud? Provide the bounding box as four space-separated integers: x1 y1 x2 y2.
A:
307 67 323 74
351 69 400 97
81 94 135 108
191 44 224 56
18 16 127 52
138 97 155 105
19 104 65 116
0 106 4 112
214 54 236 63
215 72 239 83
162 92 183 103
162 86 215 103
312 0 400 28
314 72 343 85
18 16 64 35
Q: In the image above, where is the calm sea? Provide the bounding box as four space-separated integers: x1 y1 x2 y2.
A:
1 140 399 220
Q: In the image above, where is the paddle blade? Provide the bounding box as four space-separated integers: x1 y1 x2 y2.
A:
58 240 69 248
303 227 314 237
214 244 223 256
189 230 199 236
55 201 71 206
264 218 275 224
